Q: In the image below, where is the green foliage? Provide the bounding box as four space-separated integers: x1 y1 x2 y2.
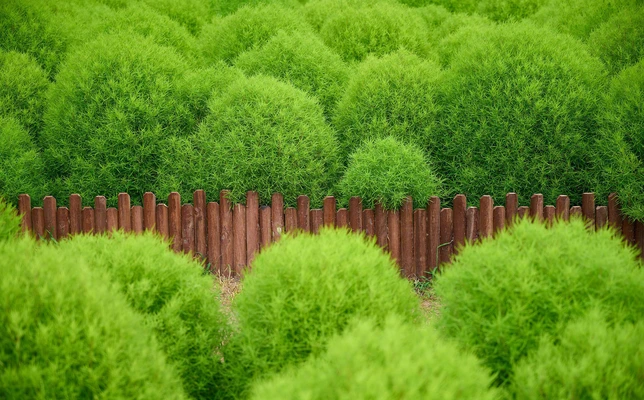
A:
303 0 380 32
0 50 49 138
338 137 444 209
433 218 644 386
432 0 547 21
594 60 644 221
588 6 644 76
250 317 500 400
198 4 310 64
166 75 339 207
41 33 205 206
333 50 441 157
56 233 229 400
431 22 606 206
141 0 212 35
433 14 495 67
318 1 432 62
234 30 349 118
0 116 46 206
0 239 187 399
224 228 420 397
511 309 644 399
212 0 301 16
0 199 20 242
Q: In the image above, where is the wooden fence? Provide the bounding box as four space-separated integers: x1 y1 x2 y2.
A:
16 191 644 277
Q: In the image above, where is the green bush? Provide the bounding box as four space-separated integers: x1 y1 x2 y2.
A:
594 59 644 221
431 22 606 206
338 137 444 209
0 116 46 206
0 50 49 138
234 30 349 118
212 0 301 16
333 50 441 157
250 317 500 400
588 6 644 75
0 199 20 242
432 0 547 21
433 14 495 67
198 4 310 64
41 33 206 206
224 228 420 397
303 0 379 32
318 1 431 62
141 0 212 35
165 75 339 207
511 309 644 399
0 239 187 399
57 233 230 400
433 218 644 386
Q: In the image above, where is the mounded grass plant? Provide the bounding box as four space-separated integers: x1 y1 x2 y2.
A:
0 50 49 138
234 30 349 118
57 232 230 400
41 33 204 206
433 218 644 386
0 116 46 206
333 50 441 157
198 4 310 64
179 75 339 207
318 1 431 62
431 22 607 206
511 309 644 399
250 317 500 400
338 137 444 209
432 0 547 21
141 0 212 35
0 239 187 399
223 228 420 397
302 0 383 32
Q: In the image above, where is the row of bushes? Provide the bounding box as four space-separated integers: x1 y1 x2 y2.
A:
1 0 643 218
1 198 643 399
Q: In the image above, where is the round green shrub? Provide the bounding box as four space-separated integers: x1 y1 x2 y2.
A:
171 75 340 207
511 309 644 399
433 14 495 67
198 3 310 64
432 0 547 21
431 22 606 206
587 6 644 76
0 50 49 138
433 218 644 386
234 30 349 119
303 0 390 31
41 33 204 206
250 317 500 400
57 232 230 400
338 137 444 209
0 116 46 206
0 239 187 399
212 0 301 17
141 0 212 35
224 228 420 397
0 199 20 242
594 59 644 221
318 1 431 62
333 49 441 157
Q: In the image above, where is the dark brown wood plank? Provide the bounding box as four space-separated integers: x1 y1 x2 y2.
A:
69 194 82 235
193 190 206 262
94 196 107 234
636 221 644 261
530 193 544 222
207 202 221 273
570 206 582 219
311 209 323 234
246 191 260 264
156 204 168 239
349 196 362 232
43 196 57 240
466 207 479 243
168 192 181 252
414 209 427 277
453 194 466 253
57 207 69 240
131 205 143 234
297 195 310 232
479 195 493 239
323 196 336 227
582 192 595 227
233 203 246 276
18 194 32 233
271 193 284 241
427 197 440 270
285 207 297 233
363 209 375 237
32 207 44 240
106 207 118 233
556 195 570 221
375 203 387 249
595 206 608 230
220 190 233 276
387 209 401 266
493 206 505 236
118 193 131 233
544 205 555 228
400 197 414 275
336 208 348 228
623 218 635 245
439 208 453 266
607 193 622 233
182 204 195 255
518 206 530 220
82 207 94 234
260 206 271 249
143 192 156 232
505 192 518 227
